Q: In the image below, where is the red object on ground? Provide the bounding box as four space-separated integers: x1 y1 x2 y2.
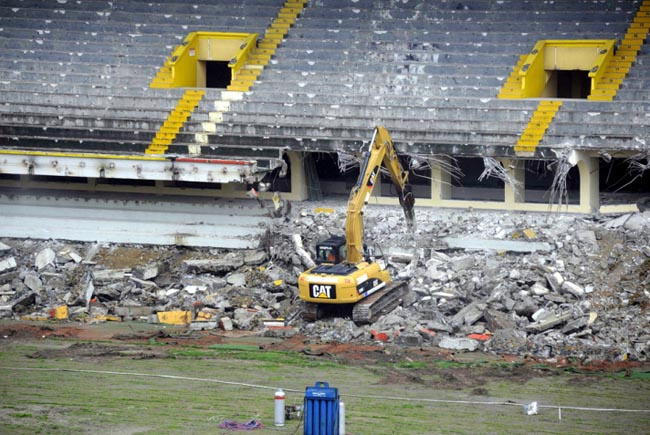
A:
370 329 389 342
417 327 437 337
467 333 492 341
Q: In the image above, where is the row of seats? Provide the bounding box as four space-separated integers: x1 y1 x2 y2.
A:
203 0 645 156
0 0 285 156
0 0 647 162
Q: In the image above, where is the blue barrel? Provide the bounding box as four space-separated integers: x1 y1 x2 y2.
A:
304 381 339 435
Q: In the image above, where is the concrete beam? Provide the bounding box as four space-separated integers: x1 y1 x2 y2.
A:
0 151 262 184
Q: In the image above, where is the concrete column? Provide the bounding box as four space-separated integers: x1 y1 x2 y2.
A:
286 151 308 201
576 152 600 213
500 158 525 206
431 157 451 204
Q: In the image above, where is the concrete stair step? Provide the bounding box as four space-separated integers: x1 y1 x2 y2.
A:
587 95 614 101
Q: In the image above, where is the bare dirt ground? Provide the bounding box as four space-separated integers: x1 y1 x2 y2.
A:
2 320 647 391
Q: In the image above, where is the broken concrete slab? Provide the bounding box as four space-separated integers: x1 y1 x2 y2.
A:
395 334 423 347
233 308 265 330
226 272 247 287
450 256 475 272
190 321 217 331
35 248 56 270
484 309 516 331
424 320 453 333
561 281 585 297
438 336 480 351
525 311 572 333
604 214 630 229
0 257 17 274
545 272 564 292
220 316 234 331
624 213 650 232
93 269 127 283
23 272 42 292
562 317 588 334
183 254 244 274
451 301 485 329
0 242 11 252
244 250 268 266
442 237 553 253
530 282 549 296
133 264 159 281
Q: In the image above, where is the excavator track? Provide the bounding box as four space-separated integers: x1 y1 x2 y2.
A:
352 281 408 324
300 301 323 322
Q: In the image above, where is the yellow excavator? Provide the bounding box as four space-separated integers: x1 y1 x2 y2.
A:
298 126 415 324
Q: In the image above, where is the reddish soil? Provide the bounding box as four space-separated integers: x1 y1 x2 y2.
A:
1 320 647 376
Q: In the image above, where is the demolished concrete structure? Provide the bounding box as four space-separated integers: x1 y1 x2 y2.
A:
1 204 649 363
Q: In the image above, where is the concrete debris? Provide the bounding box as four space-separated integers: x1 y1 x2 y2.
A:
0 257 17 273
134 263 159 281
484 309 516 331
291 234 315 268
438 336 480 351
0 205 649 362
525 311 573 333
441 237 553 253
545 272 564 292
183 254 244 274
93 269 127 283
561 281 585 297
23 272 43 292
35 248 56 270
244 250 268 266
220 316 234 331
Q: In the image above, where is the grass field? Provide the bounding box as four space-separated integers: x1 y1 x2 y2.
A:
0 327 649 434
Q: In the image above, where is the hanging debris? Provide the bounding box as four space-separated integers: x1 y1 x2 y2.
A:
548 154 574 209
337 150 361 173
478 157 521 189
404 152 462 184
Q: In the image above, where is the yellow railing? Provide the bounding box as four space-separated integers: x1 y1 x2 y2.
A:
588 40 615 91
228 33 259 72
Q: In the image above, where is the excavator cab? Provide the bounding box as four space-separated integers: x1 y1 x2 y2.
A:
315 236 347 265
315 236 380 265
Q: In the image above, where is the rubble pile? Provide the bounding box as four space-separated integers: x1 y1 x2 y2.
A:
1 205 649 363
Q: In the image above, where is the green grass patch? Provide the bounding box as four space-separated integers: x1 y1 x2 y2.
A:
393 361 427 369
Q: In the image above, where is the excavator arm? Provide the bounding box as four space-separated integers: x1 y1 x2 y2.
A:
345 126 415 263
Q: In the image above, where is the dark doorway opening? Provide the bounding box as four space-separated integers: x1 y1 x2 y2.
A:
313 152 359 197
555 70 590 99
205 61 231 88
451 157 504 201
600 157 650 207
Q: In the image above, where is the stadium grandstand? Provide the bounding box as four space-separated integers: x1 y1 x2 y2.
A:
0 0 649 215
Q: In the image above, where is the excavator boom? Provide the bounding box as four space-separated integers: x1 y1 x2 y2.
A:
345 126 415 263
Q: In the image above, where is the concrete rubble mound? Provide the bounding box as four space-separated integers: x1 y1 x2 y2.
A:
1 206 649 363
